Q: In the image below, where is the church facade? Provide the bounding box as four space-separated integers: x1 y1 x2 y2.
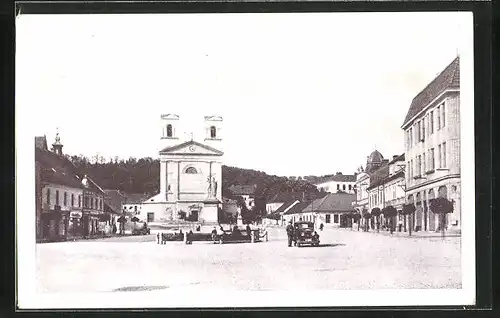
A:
141 114 224 224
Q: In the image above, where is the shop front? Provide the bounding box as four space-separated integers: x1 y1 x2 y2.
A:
40 207 69 242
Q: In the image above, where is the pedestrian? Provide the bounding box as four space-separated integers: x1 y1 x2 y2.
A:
398 220 403 232
211 227 217 243
216 225 224 244
246 224 251 238
319 223 324 231
286 221 294 247
112 223 117 235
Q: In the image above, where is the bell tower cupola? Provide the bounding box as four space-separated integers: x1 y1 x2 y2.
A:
51 128 64 156
160 114 180 150
204 115 223 152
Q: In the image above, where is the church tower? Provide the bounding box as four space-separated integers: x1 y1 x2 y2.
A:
204 115 223 152
160 114 180 150
51 129 64 156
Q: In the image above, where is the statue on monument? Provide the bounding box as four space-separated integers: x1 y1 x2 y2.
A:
207 174 216 198
213 176 218 198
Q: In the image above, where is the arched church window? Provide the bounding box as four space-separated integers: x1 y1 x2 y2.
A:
185 167 198 174
210 126 216 138
166 124 173 137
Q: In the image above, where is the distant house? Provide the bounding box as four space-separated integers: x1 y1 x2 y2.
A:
265 192 304 214
262 199 300 226
229 184 257 210
313 173 356 194
282 201 311 225
285 193 356 228
104 189 149 222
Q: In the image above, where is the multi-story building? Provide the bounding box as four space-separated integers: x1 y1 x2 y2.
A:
402 56 461 233
35 133 108 241
353 150 389 230
313 173 356 194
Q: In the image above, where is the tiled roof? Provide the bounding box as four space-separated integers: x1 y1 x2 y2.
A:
104 190 126 213
123 193 149 204
229 184 256 196
367 164 390 190
302 193 356 213
274 200 299 214
388 154 405 165
268 192 304 203
403 57 460 127
314 174 356 185
283 201 311 215
368 150 384 163
35 147 83 189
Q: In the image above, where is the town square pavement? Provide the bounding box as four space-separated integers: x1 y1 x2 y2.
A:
36 227 461 294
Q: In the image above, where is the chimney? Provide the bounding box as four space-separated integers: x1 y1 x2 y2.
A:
393 155 398 160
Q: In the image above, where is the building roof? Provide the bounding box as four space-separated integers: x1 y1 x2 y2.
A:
35 147 83 189
123 193 149 204
274 200 299 214
314 174 356 185
402 57 460 127
301 193 356 213
367 164 390 190
283 201 311 215
388 153 405 165
229 184 256 196
159 140 223 155
368 150 384 163
268 192 304 204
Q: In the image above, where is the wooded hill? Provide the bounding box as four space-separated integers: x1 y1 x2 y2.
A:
66 155 326 213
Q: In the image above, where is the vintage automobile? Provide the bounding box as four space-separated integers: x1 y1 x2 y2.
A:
293 221 320 247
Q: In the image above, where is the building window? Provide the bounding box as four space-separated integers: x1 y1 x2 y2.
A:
410 159 413 179
185 167 198 174
55 190 59 206
407 161 411 182
166 124 173 137
437 105 441 130
417 155 422 176
78 195 81 207
421 119 425 141
134 206 138 212
334 214 339 223
438 144 442 168
210 126 217 138
100 199 103 210
71 194 74 207
337 184 340 190
423 153 426 173
343 184 346 191
430 148 435 170
63 192 67 206
85 197 89 208
147 212 155 222
442 103 446 128
430 111 434 134
326 214 331 223
349 185 352 190
409 127 413 146
46 188 51 206
442 142 447 167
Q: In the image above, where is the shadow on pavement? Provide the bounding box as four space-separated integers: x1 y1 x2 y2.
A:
298 243 345 248
112 285 169 292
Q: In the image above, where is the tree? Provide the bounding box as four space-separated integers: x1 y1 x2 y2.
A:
371 208 382 232
401 203 416 236
429 198 454 237
382 206 398 234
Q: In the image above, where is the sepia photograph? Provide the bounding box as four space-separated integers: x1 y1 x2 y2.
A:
16 11 476 308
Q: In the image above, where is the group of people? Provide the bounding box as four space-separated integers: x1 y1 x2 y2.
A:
285 220 320 247
211 224 253 243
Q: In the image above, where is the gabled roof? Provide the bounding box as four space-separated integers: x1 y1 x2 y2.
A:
274 200 300 214
402 57 460 127
229 184 256 196
123 193 149 204
388 154 405 165
302 193 356 213
283 201 311 215
314 174 356 185
159 140 223 156
104 190 126 213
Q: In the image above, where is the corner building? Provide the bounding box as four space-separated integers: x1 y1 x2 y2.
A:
402 57 461 233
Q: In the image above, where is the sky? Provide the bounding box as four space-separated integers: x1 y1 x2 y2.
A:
16 12 470 177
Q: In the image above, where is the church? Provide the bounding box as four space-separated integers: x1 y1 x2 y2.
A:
141 114 224 225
